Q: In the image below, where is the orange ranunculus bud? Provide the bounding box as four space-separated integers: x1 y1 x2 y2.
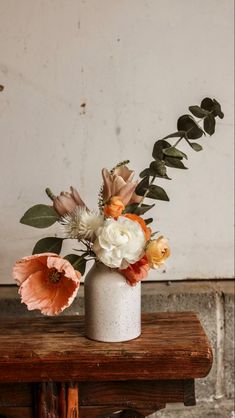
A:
145 236 171 269
103 196 125 218
124 213 151 241
120 256 149 286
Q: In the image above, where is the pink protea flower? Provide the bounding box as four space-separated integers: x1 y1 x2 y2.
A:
13 253 80 315
50 186 86 216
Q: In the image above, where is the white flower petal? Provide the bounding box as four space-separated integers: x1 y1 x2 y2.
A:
92 216 146 268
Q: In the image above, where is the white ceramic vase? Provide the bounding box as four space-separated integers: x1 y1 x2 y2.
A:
84 262 141 342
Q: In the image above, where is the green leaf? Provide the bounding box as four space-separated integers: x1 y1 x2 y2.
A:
32 237 63 255
139 168 151 178
152 140 171 160
201 97 224 119
64 254 87 276
163 147 187 160
177 115 204 139
201 97 214 111
135 176 149 196
124 203 155 215
20 205 59 228
188 142 203 152
204 114 216 135
189 105 209 118
149 160 168 177
146 185 169 201
164 156 188 169
213 99 224 119
163 131 186 140
144 218 153 225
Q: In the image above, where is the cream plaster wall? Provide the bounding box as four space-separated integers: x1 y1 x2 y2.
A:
0 0 234 283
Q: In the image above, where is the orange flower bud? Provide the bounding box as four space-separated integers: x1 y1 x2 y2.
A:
146 236 171 269
104 196 125 218
120 256 149 286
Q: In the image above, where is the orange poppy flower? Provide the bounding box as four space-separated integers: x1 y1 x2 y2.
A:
13 253 80 315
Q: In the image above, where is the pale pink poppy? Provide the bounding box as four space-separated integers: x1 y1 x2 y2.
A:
102 166 142 206
13 253 80 315
52 186 86 216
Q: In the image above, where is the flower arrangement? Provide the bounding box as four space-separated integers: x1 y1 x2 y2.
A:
13 97 224 315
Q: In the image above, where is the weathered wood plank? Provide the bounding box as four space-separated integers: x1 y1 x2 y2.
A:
183 380 196 406
0 383 32 406
0 406 33 417
79 380 183 407
0 313 213 382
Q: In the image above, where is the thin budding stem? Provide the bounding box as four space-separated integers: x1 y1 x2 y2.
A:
138 176 156 207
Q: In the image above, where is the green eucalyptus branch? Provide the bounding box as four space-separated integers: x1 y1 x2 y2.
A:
131 97 224 217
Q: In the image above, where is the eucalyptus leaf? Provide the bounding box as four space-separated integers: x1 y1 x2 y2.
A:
124 203 155 215
177 115 204 139
201 97 214 111
213 99 224 119
152 139 171 160
32 237 63 255
204 114 216 135
163 131 185 140
149 160 167 177
163 147 187 160
201 97 224 119
144 218 153 225
139 168 150 178
188 105 209 118
188 142 203 152
135 176 149 196
20 205 59 228
64 254 87 275
146 185 169 201
164 156 188 169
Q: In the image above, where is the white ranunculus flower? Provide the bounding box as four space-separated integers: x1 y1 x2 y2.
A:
93 216 146 269
63 208 104 241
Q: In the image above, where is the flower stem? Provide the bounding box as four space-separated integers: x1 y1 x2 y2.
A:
138 176 156 207
173 137 183 147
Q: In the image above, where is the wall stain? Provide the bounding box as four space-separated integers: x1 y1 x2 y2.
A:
116 126 121 136
0 64 8 75
80 102 86 115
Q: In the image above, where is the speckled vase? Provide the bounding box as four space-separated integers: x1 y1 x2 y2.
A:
84 262 141 342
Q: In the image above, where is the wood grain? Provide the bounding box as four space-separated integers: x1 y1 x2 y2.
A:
0 383 32 406
79 380 183 407
0 406 33 417
0 312 212 382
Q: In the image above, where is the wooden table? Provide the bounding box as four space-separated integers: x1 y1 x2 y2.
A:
0 312 212 418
